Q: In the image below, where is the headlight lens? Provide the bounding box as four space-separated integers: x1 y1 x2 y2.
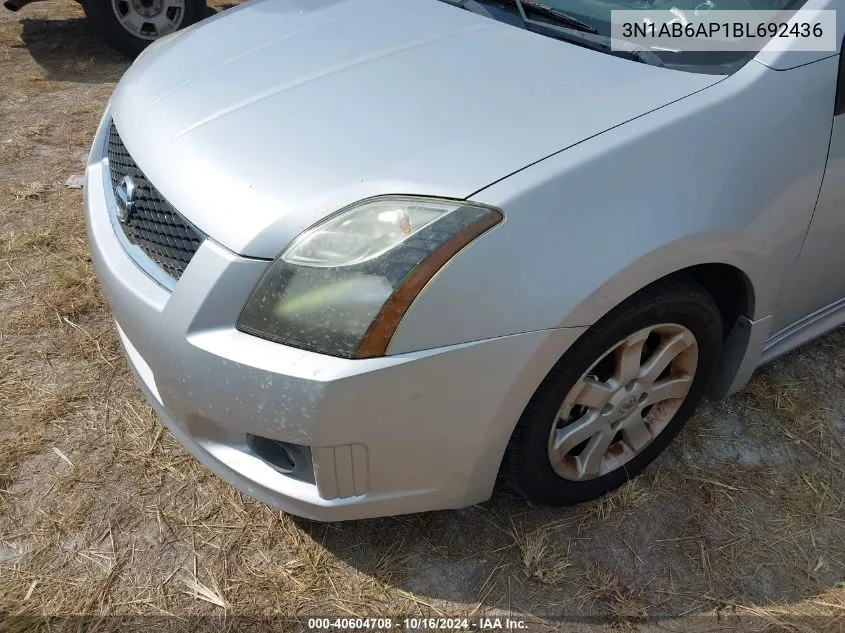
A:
237 196 502 358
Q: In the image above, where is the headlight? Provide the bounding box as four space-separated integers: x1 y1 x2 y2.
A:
237 196 503 358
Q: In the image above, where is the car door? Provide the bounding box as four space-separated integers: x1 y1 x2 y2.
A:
772 38 845 334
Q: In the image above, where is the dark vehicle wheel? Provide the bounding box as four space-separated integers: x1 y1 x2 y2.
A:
503 277 723 506
82 0 207 58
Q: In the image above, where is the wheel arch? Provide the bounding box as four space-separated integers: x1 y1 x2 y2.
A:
557 235 775 399
559 232 772 328
684 263 755 333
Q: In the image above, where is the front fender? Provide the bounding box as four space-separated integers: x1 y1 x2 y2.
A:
387 56 834 358
558 231 772 328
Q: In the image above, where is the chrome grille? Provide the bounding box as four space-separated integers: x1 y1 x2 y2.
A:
106 122 203 281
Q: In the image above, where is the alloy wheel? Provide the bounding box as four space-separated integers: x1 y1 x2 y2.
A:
110 0 186 39
547 323 699 481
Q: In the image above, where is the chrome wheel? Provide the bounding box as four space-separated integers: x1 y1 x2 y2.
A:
548 323 699 481
110 0 186 39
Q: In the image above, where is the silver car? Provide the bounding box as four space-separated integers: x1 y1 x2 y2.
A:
84 0 845 520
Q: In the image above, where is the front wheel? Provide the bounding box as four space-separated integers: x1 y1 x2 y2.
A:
502 277 723 506
82 0 208 58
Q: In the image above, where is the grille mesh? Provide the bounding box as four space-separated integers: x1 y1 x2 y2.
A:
107 122 203 281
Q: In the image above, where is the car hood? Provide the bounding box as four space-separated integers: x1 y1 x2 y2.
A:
110 0 720 258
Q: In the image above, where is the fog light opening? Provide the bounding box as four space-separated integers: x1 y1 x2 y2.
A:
246 434 315 484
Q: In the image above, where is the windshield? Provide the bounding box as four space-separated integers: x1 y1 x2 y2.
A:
440 0 805 74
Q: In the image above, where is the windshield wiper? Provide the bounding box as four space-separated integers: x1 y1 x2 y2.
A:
506 0 598 34
441 0 663 67
442 0 597 34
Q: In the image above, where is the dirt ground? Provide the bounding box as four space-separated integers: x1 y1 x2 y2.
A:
0 2 843 632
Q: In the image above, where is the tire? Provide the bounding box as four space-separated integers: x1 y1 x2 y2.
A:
82 0 208 58
502 277 723 506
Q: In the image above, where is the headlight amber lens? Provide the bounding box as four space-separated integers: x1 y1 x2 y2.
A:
237 196 502 358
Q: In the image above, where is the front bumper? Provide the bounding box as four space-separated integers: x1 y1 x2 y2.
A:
84 121 586 521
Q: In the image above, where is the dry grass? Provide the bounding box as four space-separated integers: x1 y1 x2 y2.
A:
511 523 574 585
588 477 654 520
1 221 55 256
1 2 844 631
5 181 48 201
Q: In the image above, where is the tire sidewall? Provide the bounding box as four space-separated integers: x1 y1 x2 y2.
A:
512 286 722 506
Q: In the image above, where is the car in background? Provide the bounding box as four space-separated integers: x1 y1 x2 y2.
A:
84 0 845 520
4 0 213 57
